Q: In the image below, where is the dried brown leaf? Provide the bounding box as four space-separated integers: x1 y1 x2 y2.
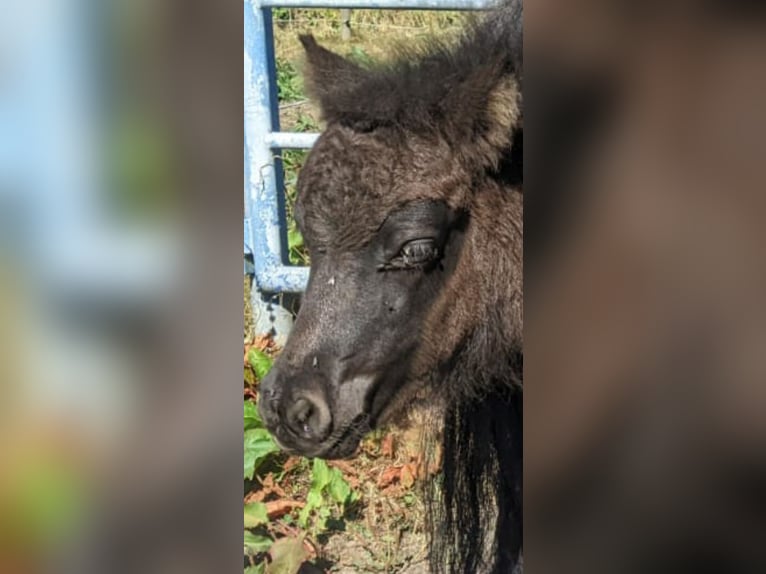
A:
266 499 305 520
377 465 402 489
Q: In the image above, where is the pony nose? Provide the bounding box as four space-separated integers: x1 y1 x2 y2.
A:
284 394 332 441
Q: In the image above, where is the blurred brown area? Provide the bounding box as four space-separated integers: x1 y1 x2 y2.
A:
525 1 766 573
58 1 245 573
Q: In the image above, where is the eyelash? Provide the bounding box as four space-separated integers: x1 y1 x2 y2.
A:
378 239 439 271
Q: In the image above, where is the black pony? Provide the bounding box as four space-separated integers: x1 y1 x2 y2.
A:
260 2 523 572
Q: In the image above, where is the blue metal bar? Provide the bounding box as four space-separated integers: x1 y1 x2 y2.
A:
260 0 493 8
245 1 309 293
267 132 320 149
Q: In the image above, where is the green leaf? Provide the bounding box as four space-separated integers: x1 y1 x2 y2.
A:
311 458 332 491
247 348 273 381
328 469 352 505
287 223 308 266
245 564 265 574
276 58 305 103
287 226 303 252
298 488 323 528
244 401 263 430
244 502 269 528
244 530 273 556
244 429 279 479
265 535 308 574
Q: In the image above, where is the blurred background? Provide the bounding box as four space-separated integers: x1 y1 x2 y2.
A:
525 1 766 572
0 0 243 573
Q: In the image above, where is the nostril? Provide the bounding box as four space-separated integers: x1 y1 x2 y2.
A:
293 399 313 434
287 398 313 435
285 395 332 441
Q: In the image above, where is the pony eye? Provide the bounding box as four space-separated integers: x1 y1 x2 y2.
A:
399 239 438 266
377 238 440 271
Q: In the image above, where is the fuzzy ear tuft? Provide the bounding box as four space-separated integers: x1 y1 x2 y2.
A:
299 35 368 122
440 65 521 171
484 76 522 153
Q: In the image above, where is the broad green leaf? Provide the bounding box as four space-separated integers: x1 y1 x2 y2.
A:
244 531 273 556
265 535 307 574
244 401 262 430
298 488 323 527
311 458 331 491
245 564 265 574
316 505 331 530
297 506 309 528
306 489 323 508
247 348 273 381
328 470 352 505
244 366 258 388
244 429 279 479
244 502 269 528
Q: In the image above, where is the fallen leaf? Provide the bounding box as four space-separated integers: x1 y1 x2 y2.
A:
377 465 402 489
253 334 275 352
327 460 356 476
266 534 308 574
266 499 305 520
245 335 275 356
244 490 265 503
282 456 302 472
259 474 287 498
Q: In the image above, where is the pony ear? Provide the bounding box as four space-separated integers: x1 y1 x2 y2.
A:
482 75 522 157
299 35 368 122
444 69 522 170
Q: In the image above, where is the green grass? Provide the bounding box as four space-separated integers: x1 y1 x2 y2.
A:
279 149 311 266
276 58 305 103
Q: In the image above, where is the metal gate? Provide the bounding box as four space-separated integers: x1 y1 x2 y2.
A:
244 0 492 341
